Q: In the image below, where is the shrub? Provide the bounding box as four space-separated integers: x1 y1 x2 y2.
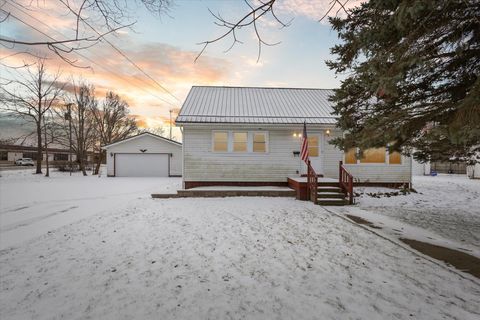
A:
55 161 80 172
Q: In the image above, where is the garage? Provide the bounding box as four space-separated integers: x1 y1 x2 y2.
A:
103 132 182 177
115 153 169 177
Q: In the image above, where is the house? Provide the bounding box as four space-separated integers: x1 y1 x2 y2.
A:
103 132 182 177
0 144 77 164
175 86 412 191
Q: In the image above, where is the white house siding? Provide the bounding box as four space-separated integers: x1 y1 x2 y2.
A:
7 152 23 162
183 125 412 185
182 125 343 183
105 135 182 177
343 157 412 184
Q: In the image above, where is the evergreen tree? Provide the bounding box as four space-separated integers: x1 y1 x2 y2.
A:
327 0 480 162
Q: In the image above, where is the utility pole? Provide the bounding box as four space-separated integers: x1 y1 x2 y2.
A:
169 109 173 140
65 103 73 176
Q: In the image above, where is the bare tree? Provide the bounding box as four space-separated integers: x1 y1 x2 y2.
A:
0 0 172 67
42 109 64 177
90 91 138 175
55 82 98 176
196 0 350 62
0 59 64 174
147 125 167 137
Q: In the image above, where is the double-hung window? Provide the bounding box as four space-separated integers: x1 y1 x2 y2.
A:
213 131 228 152
233 132 248 152
212 131 268 153
253 132 267 153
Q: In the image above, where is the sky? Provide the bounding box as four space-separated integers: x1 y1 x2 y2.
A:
0 0 360 141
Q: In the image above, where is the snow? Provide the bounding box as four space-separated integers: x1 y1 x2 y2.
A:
0 169 181 249
1 170 479 319
339 174 480 251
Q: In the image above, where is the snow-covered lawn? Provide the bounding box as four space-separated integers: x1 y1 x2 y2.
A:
0 169 180 249
1 171 479 319
341 174 480 252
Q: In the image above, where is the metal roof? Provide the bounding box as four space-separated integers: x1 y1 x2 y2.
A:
102 132 181 149
176 86 337 125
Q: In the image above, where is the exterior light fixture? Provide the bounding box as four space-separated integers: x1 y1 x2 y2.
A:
293 133 297 137
110 152 113 157
325 129 331 136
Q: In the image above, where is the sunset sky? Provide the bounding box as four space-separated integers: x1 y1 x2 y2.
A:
0 0 359 140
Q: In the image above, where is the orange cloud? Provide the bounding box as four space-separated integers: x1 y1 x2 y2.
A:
1 40 231 129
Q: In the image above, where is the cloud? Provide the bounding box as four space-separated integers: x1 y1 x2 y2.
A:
1 39 232 130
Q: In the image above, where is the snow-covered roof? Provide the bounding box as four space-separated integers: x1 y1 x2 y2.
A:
102 132 181 149
176 86 337 125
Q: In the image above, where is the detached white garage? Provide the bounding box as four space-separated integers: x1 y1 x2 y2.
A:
103 132 182 177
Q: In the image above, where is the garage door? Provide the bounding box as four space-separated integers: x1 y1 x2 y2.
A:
115 154 169 177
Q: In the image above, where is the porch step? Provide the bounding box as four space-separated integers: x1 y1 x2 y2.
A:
317 199 349 206
317 186 342 193
317 182 341 187
317 192 345 199
316 183 348 205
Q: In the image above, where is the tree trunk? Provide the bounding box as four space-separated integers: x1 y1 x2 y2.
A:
43 119 49 177
94 151 104 175
36 121 42 174
79 150 87 176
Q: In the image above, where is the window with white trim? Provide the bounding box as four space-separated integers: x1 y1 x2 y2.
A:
212 131 268 153
344 147 402 165
233 132 248 152
253 132 267 153
213 131 228 152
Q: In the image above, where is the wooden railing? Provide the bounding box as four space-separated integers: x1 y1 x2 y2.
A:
307 160 318 204
339 161 354 204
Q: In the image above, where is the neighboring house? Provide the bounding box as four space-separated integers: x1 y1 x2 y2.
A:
0 144 77 164
102 132 182 177
175 86 412 189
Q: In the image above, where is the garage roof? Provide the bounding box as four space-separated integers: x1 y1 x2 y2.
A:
176 86 337 125
102 132 181 149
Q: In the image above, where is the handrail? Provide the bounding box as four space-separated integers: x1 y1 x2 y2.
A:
339 161 354 204
307 160 318 204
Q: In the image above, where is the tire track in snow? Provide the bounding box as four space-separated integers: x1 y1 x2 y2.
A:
1 206 79 232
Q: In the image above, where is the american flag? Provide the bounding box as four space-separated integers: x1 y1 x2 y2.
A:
300 122 309 163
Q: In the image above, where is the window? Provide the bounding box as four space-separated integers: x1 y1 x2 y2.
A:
345 148 357 164
308 136 319 157
389 151 402 164
359 148 386 164
212 131 269 153
23 152 38 160
0 151 7 161
233 132 248 152
253 132 267 153
213 132 228 152
54 153 69 161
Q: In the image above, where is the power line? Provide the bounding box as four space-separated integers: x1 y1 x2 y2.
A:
2 4 180 109
33 0 181 103
67 4 182 103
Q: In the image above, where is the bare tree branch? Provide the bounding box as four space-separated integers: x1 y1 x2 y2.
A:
0 0 171 68
196 0 351 62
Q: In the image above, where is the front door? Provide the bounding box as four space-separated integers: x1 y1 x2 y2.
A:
307 134 323 174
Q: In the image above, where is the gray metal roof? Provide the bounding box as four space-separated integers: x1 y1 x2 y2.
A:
176 86 337 125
